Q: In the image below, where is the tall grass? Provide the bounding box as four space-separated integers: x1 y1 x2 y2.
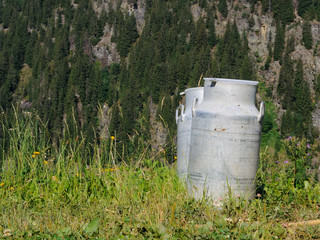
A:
0 110 320 239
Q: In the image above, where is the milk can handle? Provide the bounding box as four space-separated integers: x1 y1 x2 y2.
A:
176 104 185 123
192 97 199 117
258 102 265 123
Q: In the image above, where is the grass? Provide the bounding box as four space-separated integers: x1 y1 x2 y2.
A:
0 110 320 239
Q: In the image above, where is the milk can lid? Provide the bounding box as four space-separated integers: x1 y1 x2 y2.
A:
204 78 259 86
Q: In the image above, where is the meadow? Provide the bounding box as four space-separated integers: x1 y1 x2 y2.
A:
0 110 320 239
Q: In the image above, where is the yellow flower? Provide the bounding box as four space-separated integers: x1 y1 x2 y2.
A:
34 151 40 155
0 183 4 187
111 136 115 140
10 187 14 190
32 155 35 158
44 160 48 164
174 156 177 160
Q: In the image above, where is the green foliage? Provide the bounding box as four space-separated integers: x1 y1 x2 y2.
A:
315 74 320 100
302 21 313 50
271 0 294 25
273 22 285 61
258 138 319 207
298 0 320 20
214 22 255 80
218 0 228 18
112 11 139 58
277 52 294 109
280 59 313 139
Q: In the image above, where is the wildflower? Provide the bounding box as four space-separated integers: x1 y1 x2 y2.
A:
257 193 261 198
10 187 14 190
3 229 11 237
237 195 240 198
307 153 310 156
32 155 35 158
44 160 48 164
34 151 40 155
111 136 115 140
275 161 279 164
163 150 166 154
284 161 289 164
307 144 310 149
52 176 57 182
0 183 4 187
174 156 177 160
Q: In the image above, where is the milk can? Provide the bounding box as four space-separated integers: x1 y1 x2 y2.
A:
176 87 203 181
188 78 264 200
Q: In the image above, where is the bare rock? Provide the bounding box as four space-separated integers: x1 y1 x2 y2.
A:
92 25 120 67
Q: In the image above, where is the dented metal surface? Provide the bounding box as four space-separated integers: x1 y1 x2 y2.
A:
185 78 264 200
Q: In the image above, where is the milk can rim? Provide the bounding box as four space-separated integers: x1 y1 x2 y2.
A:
184 87 203 93
204 78 259 86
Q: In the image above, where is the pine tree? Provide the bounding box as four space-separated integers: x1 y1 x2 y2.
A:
218 0 228 18
207 14 217 48
302 21 313 50
273 21 285 62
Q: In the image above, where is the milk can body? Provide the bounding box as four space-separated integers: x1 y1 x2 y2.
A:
176 87 203 181
188 78 264 200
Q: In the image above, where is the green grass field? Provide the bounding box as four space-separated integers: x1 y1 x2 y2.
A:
1 112 320 239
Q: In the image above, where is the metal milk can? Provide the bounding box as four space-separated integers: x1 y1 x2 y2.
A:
188 78 264 200
176 87 203 181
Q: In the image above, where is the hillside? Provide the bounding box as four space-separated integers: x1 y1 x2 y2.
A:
0 0 320 160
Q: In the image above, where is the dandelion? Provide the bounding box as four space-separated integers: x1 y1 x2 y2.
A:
10 187 14 190
0 183 4 187
111 136 115 140
32 155 35 158
174 156 177 160
34 151 40 155
44 160 48 164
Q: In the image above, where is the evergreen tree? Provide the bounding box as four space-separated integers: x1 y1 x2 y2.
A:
298 0 313 19
273 21 285 62
302 21 313 50
218 0 228 18
207 14 217 48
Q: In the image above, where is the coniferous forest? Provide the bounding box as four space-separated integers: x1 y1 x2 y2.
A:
0 0 320 161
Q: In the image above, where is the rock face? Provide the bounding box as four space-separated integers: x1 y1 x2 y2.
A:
92 0 145 67
92 24 120 67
